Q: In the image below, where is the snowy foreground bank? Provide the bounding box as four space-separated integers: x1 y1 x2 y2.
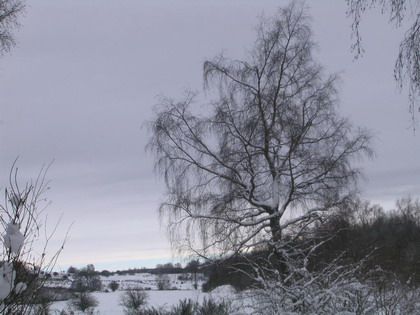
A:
50 286 236 315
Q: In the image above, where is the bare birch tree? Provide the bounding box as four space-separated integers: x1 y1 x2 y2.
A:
148 3 371 260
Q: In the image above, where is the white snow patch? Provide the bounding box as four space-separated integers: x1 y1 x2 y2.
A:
0 263 15 300
210 284 236 295
3 223 24 255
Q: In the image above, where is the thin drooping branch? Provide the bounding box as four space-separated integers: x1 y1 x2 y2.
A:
347 0 420 126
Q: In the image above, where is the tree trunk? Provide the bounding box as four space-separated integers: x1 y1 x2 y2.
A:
269 216 287 275
270 216 282 243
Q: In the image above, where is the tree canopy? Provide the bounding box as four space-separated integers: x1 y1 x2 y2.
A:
148 3 371 259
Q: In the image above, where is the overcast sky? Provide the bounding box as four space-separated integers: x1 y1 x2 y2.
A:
0 0 419 271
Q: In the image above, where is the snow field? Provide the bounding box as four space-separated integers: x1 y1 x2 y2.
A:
50 288 236 314
48 273 236 314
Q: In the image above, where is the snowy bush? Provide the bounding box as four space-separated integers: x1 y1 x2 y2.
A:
156 274 171 291
229 237 374 315
68 292 99 314
128 298 231 315
72 265 102 292
120 289 148 315
197 298 231 315
366 269 420 315
0 164 64 314
109 280 120 292
235 242 420 315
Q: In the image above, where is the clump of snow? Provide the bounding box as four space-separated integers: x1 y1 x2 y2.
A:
0 263 15 300
3 223 24 255
14 282 27 294
210 285 236 295
0 223 27 302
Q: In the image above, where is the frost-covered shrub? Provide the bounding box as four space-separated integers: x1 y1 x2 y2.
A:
109 280 120 292
0 165 64 314
156 274 171 290
237 240 377 315
245 272 375 314
31 300 52 315
368 269 420 315
68 292 98 314
241 247 420 315
71 265 102 292
197 298 231 315
138 309 162 315
169 299 195 315
120 289 148 315
121 298 231 315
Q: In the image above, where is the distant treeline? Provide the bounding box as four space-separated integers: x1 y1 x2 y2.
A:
67 260 201 277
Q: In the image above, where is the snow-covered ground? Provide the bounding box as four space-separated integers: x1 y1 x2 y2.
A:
48 272 235 314
50 286 237 314
51 290 205 314
44 272 206 291
100 272 205 290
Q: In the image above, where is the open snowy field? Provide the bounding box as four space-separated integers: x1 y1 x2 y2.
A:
45 272 206 291
46 271 222 313
100 272 205 291
50 287 236 314
51 290 202 314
